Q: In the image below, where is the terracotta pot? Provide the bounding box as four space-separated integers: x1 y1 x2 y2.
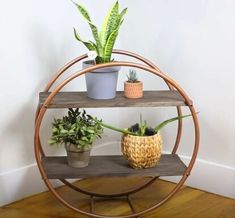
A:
124 81 143 99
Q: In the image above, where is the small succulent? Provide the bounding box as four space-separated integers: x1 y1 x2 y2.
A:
127 69 139 83
48 108 103 150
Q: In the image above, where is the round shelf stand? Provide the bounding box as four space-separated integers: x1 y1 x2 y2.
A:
34 50 200 218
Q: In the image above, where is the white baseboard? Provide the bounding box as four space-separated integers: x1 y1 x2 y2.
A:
1 143 234 206
162 153 235 199
0 141 119 207
0 163 47 206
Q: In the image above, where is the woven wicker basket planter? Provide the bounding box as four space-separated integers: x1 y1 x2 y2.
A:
124 81 143 99
121 132 163 169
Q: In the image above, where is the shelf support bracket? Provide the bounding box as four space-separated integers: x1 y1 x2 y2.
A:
126 195 140 218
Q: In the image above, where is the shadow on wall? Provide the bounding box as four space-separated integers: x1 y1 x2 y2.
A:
0 90 40 171
0 23 73 171
0 23 75 204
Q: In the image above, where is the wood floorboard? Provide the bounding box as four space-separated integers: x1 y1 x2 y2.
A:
1 178 235 218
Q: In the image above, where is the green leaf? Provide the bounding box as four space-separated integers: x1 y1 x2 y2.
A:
73 2 91 21
52 127 58 133
119 8 128 20
48 139 57 145
81 137 89 141
87 128 95 133
100 122 137 136
103 26 120 62
87 22 103 56
78 140 86 146
73 2 103 55
49 108 103 149
61 129 68 134
100 1 119 46
69 129 75 133
73 28 96 51
154 114 193 133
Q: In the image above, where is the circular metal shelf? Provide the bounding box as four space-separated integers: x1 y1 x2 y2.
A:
34 50 199 218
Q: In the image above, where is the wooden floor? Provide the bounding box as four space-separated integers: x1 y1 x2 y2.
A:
1 178 235 218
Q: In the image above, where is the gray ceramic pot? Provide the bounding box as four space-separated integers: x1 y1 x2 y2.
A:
65 144 91 168
83 60 121 99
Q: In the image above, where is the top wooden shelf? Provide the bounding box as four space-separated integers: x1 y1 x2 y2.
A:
39 91 192 109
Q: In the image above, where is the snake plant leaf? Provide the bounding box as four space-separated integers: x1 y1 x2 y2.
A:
73 2 102 55
103 22 122 62
89 40 98 51
119 8 128 19
86 21 103 55
73 28 96 51
73 2 91 21
100 1 119 46
154 114 193 133
103 16 125 62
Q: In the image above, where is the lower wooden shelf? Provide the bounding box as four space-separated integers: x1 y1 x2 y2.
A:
42 154 187 179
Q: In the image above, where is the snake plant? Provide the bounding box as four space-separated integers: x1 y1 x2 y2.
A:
73 1 127 64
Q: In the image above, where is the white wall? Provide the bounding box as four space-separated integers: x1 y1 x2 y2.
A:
0 0 235 206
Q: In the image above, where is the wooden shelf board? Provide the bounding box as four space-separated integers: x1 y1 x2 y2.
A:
39 91 191 108
42 154 187 179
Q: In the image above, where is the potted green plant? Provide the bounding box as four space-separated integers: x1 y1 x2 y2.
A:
48 108 103 168
73 1 127 99
95 114 192 169
124 69 143 99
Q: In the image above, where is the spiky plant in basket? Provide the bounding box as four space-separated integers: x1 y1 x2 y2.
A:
96 113 194 169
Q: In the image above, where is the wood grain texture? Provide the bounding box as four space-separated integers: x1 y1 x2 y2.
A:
42 154 187 179
1 179 235 218
39 91 192 108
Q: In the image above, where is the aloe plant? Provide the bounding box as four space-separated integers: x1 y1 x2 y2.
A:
97 114 193 136
73 1 127 64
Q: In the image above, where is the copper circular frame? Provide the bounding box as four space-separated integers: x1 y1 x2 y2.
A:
35 50 183 198
34 50 200 218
